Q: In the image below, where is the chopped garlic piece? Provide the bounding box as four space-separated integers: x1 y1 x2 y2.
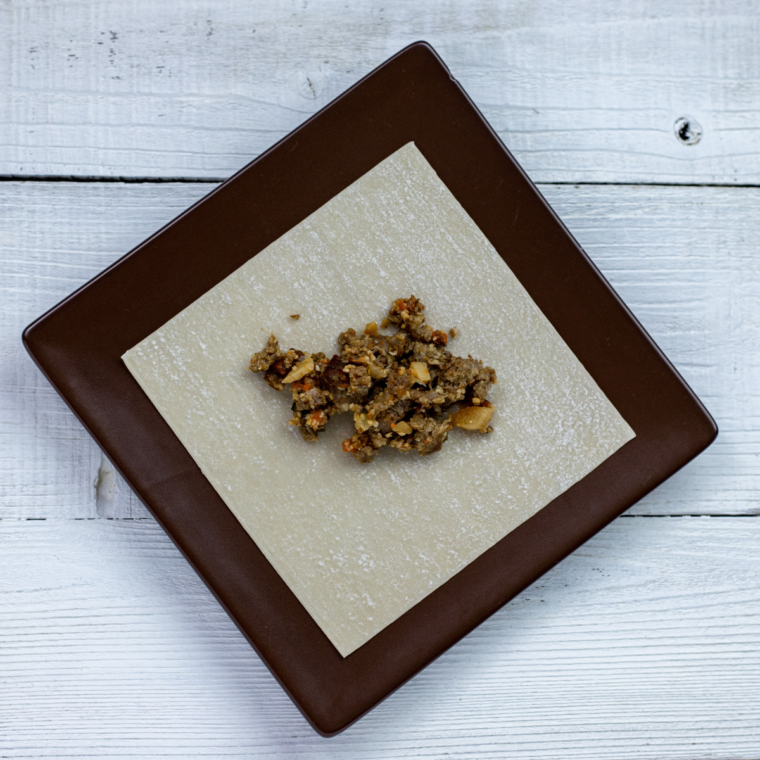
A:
282 356 314 383
393 421 413 436
452 405 494 431
409 361 430 384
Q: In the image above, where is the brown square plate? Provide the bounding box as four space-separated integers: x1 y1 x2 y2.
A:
23 42 717 736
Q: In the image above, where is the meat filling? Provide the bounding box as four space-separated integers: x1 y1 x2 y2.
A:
249 296 497 463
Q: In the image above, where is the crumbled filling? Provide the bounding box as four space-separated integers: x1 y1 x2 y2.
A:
249 296 497 463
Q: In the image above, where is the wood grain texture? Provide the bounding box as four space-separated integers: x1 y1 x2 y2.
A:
2 0 760 183
1 516 758 758
2 181 755 519
0 182 209 519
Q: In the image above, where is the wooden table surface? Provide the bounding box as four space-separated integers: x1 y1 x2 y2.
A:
2 2 759 757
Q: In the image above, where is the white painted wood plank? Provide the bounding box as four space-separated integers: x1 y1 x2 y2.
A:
2 181 756 518
0 182 209 518
550 184 760 517
1 516 758 757
2 0 760 183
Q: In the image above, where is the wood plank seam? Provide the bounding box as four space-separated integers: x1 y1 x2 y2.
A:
2 178 760 188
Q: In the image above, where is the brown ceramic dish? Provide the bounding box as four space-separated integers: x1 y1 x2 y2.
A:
23 42 717 736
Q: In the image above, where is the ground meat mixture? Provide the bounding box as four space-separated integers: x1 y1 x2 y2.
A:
249 296 497 463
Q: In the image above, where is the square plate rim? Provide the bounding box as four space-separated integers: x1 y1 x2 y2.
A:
22 41 718 736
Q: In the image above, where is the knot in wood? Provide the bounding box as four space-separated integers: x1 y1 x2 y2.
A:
674 117 702 145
